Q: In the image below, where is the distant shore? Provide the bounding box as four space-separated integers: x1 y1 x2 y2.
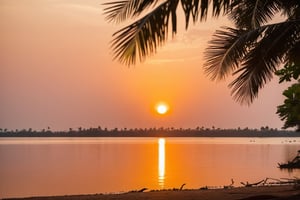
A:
1 128 300 137
4 186 300 200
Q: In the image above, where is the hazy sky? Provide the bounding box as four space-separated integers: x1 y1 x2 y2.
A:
0 0 290 131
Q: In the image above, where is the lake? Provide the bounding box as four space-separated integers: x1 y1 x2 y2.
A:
0 137 300 198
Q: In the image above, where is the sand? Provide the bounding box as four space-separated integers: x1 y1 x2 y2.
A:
4 186 300 200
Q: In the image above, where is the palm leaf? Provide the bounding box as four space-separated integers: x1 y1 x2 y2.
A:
103 0 158 23
180 0 232 23
204 26 262 80
110 0 180 65
103 0 233 24
180 0 208 29
205 20 300 104
107 0 235 65
104 0 234 65
229 0 281 29
229 20 300 104
279 0 300 20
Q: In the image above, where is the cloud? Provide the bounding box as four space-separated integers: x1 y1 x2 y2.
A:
146 56 202 65
147 58 185 64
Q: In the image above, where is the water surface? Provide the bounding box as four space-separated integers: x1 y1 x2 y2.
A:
0 137 299 198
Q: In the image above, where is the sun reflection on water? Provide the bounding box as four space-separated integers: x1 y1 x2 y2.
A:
158 138 165 188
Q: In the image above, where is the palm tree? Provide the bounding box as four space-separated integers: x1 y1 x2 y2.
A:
103 0 300 104
204 0 300 104
103 0 232 64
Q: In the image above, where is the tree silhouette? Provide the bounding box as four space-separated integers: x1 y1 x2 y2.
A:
276 62 300 131
276 81 300 131
104 0 300 104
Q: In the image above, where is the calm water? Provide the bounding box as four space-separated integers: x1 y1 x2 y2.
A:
1 137 300 198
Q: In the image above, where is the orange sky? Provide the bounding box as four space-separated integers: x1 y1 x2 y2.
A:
0 0 290 131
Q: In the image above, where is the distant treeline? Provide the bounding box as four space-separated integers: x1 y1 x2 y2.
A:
0 127 300 137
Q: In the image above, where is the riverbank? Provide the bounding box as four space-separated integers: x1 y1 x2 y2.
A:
4 186 300 200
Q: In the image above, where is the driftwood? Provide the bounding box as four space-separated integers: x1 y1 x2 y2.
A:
128 187 148 193
281 177 300 185
179 183 186 190
242 177 300 187
241 179 265 187
266 177 300 185
278 150 300 169
263 178 281 185
137 188 148 192
224 179 234 189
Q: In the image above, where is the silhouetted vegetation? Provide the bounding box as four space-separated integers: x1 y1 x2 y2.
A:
1 126 300 137
276 64 300 132
278 150 300 169
104 1 300 105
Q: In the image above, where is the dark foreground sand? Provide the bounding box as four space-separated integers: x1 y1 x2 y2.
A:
5 186 300 200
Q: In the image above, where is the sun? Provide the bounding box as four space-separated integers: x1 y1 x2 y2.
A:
156 103 169 115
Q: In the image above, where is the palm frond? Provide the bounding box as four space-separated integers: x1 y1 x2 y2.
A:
180 0 210 29
180 0 232 26
111 0 180 65
204 27 262 80
229 20 300 104
229 0 282 29
212 0 232 16
279 0 300 20
105 0 234 65
103 0 158 23
181 0 200 29
286 40 300 67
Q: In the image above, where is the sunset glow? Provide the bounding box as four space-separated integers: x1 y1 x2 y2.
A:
0 0 287 131
156 103 169 115
1 1 299 200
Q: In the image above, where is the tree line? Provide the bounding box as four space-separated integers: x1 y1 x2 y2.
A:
1 126 299 137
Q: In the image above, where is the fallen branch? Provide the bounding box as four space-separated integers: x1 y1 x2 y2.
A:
241 179 265 187
179 183 186 191
137 188 148 192
224 179 234 189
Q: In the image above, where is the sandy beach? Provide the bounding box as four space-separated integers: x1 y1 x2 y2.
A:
4 186 300 200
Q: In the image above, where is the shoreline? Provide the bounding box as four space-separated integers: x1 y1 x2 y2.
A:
4 185 300 200
1 129 300 138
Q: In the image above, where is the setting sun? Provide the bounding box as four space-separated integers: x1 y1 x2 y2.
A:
156 103 169 115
